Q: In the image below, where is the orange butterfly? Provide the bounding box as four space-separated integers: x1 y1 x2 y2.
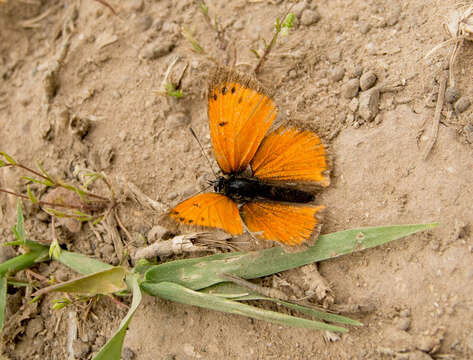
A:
168 69 330 246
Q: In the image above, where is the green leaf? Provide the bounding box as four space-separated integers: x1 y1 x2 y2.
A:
282 13 295 29
57 250 113 275
0 249 49 277
0 159 6 167
21 176 55 187
202 282 362 326
250 48 261 59
145 223 438 290
0 276 6 332
142 282 347 332
27 185 38 204
35 160 53 182
32 267 127 297
93 274 142 360
0 151 16 165
13 200 26 243
49 239 61 260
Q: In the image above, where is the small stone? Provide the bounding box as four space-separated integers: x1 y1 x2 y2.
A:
101 244 115 259
445 87 461 104
400 309 411 318
147 225 170 242
292 1 308 18
464 123 473 143
122 347 136 360
409 351 433 360
233 19 245 30
327 49 342 64
416 335 438 353
134 15 153 32
454 97 471 113
26 317 44 338
341 78 360 99
360 71 377 91
95 335 106 347
166 112 191 128
350 65 363 79
0 246 16 263
140 41 175 60
386 4 402 26
330 66 345 82
395 317 411 331
73 340 91 358
359 88 380 122
300 9 321 26
348 97 359 113
359 21 371 34
70 114 91 139
374 113 383 124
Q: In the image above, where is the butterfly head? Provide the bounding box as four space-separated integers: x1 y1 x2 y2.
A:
212 176 226 193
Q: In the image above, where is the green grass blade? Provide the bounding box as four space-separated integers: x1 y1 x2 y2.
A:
0 276 6 332
145 223 438 290
32 267 127 297
202 282 362 326
93 274 142 360
57 251 113 275
142 281 348 332
0 250 49 277
13 200 26 243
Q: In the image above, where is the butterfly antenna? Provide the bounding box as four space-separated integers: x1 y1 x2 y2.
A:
189 127 218 179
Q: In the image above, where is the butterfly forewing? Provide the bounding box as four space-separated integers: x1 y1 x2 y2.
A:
170 193 243 235
208 72 277 174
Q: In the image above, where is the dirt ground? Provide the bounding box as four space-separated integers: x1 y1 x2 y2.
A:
1 0 473 359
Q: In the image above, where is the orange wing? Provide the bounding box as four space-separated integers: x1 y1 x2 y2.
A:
241 201 324 246
250 127 330 187
208 70 277 174
170 193 243 235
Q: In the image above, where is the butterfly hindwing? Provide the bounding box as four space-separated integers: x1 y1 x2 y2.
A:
250 126 330 187
169 193 243 235
208 69 277 174
240 201 325 246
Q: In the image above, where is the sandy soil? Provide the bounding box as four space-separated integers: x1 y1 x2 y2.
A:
1 0 473 359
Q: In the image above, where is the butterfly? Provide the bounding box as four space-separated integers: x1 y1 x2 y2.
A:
167 68 330 246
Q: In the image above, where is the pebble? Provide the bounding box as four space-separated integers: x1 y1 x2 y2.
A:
72 340 91 358
445 87 461 104
0 245 16 264
359 88 380 122
464 123 473 143
140 41 175 60
386 4 402 26
395 317 411 331
349 65 363 79
416 335 438 353
327 49 342 64
292 1 308 18
134 15 153 32
454 97 471 113
101 244 115 259
70 114 91 139
26 317 44 338
147 225 170 242
409 351 433 360
348 97 359 113
300 9 321 26
166 112 191 128
330 66 345 82
360 71 377 91
341 78 360 99
122 347 136 360
359 21 371 34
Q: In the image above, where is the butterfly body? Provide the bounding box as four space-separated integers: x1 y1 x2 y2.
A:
214 176 315 204
167 68 330 246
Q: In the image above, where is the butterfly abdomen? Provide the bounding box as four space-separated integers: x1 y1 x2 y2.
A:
218 176 314 203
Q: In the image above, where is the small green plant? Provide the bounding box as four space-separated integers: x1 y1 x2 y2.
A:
0 202 438 358
253 12 295 73
0 151 114 226
164 81 185 99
